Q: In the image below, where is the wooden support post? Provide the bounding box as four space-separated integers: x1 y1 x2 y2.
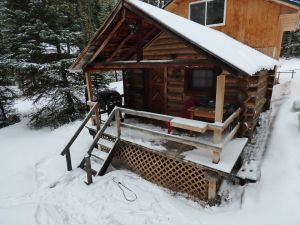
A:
164 67 168 113
205 171 218 204
95 105 100 131
208 178 217 202
214 74 226 144
85 72 93 103
84 155 93 185
136 19 143 62
65 149 72 171
115 109 121 138
212 149 220 164
85 72 96 125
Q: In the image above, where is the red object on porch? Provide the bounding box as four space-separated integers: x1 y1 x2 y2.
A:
165 97 195 134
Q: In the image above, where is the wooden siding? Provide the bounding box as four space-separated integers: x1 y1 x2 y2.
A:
165 0 299 59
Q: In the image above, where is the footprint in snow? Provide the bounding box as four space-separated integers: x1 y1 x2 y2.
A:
35 203 81 225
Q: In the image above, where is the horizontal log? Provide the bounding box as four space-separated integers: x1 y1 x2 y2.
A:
86 59 216 71
145 43 189 51
144 48 197 56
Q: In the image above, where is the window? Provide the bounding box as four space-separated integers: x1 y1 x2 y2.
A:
189 0 226 27
185 69 216 94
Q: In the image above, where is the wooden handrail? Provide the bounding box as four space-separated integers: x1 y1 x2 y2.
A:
121 122 221 150
78 107 119 169
120 107 174 122
61 102 100 156
222 108 241 131
220 123 240 147
63 106 241 172
85 107 118 156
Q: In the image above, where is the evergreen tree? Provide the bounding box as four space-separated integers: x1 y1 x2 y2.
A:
281 29 300 58
0 70 20 128
24 59 86 128
0 0 117 128
0 0 87 128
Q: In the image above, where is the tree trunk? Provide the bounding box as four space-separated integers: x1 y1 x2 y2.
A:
286 32 293 58
0 102 7 120
61 69 74 111
56 43 61 54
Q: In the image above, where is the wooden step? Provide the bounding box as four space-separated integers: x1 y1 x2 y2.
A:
91 149 108 161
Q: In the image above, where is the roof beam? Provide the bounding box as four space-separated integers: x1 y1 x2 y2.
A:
122 27 160 60
106 32 135 62
88 16 126 65
85 59 218 72
70 1 124 70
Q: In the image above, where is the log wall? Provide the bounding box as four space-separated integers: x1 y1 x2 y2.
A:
123 31 275 137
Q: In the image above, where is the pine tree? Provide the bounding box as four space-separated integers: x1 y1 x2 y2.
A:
1 0 115 128
281 29 300 58
24 59 86 128
0 70 20 128
0 0 87 128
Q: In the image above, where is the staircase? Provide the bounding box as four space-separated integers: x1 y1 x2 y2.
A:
60 103 122 184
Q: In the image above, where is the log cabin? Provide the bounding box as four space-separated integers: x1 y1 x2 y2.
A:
61 0 298 203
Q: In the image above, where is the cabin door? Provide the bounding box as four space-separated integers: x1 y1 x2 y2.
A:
148 68 166 114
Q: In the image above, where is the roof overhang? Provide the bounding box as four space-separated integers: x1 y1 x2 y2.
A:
269 0 300 9
71 0 278 75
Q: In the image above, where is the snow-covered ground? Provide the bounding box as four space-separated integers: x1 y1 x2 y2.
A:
0 59 300 225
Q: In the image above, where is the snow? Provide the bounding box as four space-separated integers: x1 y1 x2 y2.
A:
171 117 208 131
293 100 300 111
278 58 300 83
109 81 123 94
183 138 248 173
126 0 278 75
236 111 272 181
1 60 300 224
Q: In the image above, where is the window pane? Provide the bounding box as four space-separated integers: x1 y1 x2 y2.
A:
190 70 214 90
206 0 225 25
190 2 205 25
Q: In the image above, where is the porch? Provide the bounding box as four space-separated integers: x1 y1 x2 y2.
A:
60 99 247 202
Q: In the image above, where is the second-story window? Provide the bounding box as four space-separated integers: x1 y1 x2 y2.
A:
189 0 226 27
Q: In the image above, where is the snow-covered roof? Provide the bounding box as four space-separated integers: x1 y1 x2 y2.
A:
276 0 300 8
127 0 278 75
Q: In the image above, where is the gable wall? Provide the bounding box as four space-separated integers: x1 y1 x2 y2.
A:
165 0 299 59
143 32 206 60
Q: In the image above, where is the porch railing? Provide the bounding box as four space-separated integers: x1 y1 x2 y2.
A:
61 104 241 172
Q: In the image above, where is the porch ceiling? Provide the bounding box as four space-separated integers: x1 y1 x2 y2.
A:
71 2 161 71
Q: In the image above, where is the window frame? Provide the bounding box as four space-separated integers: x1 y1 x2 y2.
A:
184 67 219 97
188 0 227 27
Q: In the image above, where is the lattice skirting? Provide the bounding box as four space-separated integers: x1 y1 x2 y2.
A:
115 141 220 201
